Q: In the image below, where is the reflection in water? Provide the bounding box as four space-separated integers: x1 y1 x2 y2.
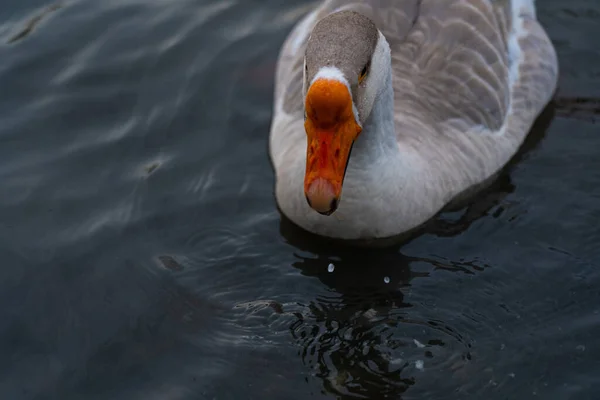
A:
553 96 600 123
290 246 417 398
281 223 483 398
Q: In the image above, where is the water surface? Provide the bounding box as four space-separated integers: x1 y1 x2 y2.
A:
0 1 599 399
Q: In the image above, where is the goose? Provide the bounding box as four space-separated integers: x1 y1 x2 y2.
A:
269 0 558 245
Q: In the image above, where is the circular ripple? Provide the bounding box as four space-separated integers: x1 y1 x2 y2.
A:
288 292 474 398
271 247 491 399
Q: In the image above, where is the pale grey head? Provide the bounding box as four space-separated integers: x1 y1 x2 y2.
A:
305 11 379 87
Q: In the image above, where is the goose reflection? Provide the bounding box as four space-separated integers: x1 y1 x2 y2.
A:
284 235 419 397
280 220 472 398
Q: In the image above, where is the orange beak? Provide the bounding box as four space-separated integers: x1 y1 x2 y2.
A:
304 78 362 215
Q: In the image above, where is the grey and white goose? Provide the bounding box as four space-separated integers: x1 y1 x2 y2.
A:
269 0 558 244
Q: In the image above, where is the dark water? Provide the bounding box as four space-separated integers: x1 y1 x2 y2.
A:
0 1 599 399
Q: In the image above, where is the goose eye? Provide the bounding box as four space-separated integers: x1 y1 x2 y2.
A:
359 62 369 83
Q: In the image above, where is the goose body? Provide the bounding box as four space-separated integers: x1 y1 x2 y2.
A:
269 0 558 243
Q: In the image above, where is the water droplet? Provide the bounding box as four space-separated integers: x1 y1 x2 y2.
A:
327 263 335 273
415 360 424 370
383 276 390 284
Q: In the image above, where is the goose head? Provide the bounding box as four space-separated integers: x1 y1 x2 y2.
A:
302 10 391 215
